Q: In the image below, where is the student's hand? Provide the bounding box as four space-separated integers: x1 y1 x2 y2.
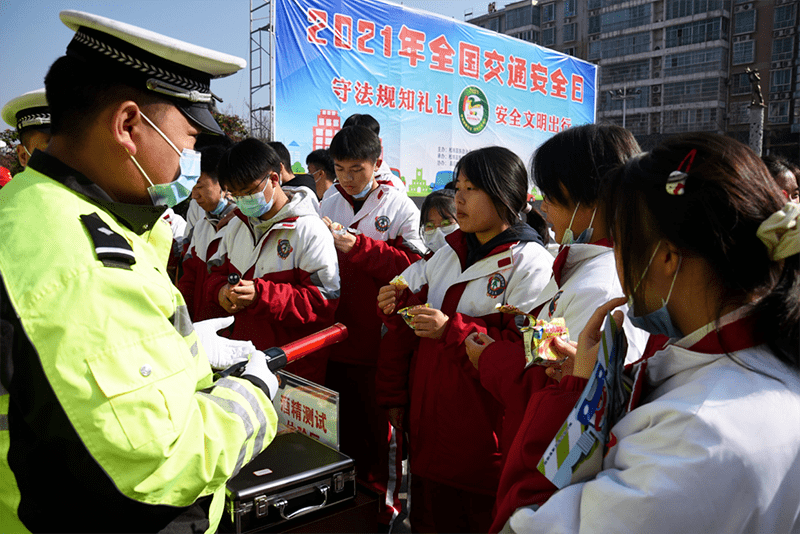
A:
378 285 399 315
544 337 577 382
465 332 495 370
409 306 449 339
331 230 357 254
386 407 405 430
218 284 241 314
551 297 628 380
229 279 257 308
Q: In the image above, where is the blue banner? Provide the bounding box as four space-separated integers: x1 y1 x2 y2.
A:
275 0 597 196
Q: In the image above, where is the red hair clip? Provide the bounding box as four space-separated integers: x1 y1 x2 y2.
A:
666 149 696 196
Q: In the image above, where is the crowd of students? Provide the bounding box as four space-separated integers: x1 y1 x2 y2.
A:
169 115 800 533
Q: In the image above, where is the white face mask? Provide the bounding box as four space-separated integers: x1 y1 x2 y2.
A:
423 221 458 252
128 111 201 207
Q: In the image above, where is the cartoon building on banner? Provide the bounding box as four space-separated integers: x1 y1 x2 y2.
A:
274 0 597 197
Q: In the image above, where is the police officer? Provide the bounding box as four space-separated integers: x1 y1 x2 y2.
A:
1 88 51 168
0 11 279 533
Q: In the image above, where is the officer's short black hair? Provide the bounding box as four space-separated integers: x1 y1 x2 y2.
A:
328 126 381 163
267 141 293 173
44 54 166 136
342 113 380 136
217 138 282 191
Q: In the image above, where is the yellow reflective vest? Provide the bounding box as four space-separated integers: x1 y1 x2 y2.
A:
0 153 277 532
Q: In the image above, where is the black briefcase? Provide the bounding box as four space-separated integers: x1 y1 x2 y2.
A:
221 431 357 533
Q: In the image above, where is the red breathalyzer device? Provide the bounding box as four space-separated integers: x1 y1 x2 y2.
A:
263 323 348 372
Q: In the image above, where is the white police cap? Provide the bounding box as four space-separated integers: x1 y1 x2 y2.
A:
59 10 247 135
2 89 51 133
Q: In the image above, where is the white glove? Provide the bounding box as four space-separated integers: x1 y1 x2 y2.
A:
193 316 256 369
241 351 280 400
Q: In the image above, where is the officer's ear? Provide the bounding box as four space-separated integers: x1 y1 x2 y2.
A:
16 144 29 167
111 100 142 156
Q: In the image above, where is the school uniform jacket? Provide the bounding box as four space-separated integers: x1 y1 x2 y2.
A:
204 188 339 384
320 182 423 366
380 227 553 495
506 308 800 534
177 202 237 321
480 242 649 459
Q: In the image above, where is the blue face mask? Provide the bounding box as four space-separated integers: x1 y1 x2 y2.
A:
352 179 375 200
626 240 684 338
210 197 228 216
128 112 201 208
233 178 274 218
561 203 597 246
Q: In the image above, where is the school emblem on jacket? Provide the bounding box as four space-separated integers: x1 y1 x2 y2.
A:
277 239 293 259
486 273 506 298
375 215 390 233
549 290 564 318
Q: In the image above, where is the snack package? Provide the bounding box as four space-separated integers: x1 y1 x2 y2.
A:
390 275 409 292
397 303 431 329
522 318 569 368
330 222 347 236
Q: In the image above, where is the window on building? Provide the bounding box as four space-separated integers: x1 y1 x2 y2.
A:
598 31 651 59
774 5 796 29
484 16 501 32
666 18 723 47
543 3 555 22
588 40 601 59
588 0 601 9
728 101 750 125
663 78 721 105
732 40 755 65
532 6 541 25
734 10 756 34
769 101 790 124
563 47 576 56
664 48 724 77
666 0 722 19
589 15 600 34
565 0 577 17
506 5 533 29
772 37 794 62
663 107 718 133
543 27 556 45
771 69 792 93
563 23 577 42
601 60 650 84
601 4 651 33
730 72 751 95
603 88 649 111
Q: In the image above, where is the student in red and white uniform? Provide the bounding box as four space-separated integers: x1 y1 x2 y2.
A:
495 133 800 533
202 139 339 383
338 113 407 193
177 144 237 322
319 125 422 528
465 124 648 532
377 146 553 532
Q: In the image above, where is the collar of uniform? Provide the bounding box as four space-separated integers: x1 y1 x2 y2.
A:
673 306 763 355
28 151 166 235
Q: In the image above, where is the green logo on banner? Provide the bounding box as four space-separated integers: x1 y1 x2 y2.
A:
458 86 489 135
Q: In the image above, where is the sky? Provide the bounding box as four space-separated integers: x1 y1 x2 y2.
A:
0 0 502 129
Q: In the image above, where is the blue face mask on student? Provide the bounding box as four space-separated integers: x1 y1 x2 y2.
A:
233 178 274 218
351 179 374 200
128 112 201 208
626 240 684 339
561 203 597 246
210 197 228 216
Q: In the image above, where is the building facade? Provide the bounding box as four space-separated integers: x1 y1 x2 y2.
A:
467 0 799 158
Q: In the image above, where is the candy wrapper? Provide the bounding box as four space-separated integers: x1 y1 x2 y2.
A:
494 303 527 315
397 303 430 329
522 318 570 368
390 275 409 292
330 222 348 236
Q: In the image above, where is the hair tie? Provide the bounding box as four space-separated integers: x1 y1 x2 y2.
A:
666 149 697 196
756 202 800 260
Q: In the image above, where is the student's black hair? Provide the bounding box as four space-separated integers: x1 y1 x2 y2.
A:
526 205 551 246
453 146 528 227
762 154 797 193
44 55 168 136
198 145 228 182
532 124 640 208
342 113 380 136
267 141 293 174
217 138 282 191
194 133 232 152
602 132 799 369
306 149 335 181
420 189 456 227
328 126 381 163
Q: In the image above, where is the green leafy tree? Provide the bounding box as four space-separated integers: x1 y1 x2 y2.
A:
0 129 22 176
212 112 249 142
